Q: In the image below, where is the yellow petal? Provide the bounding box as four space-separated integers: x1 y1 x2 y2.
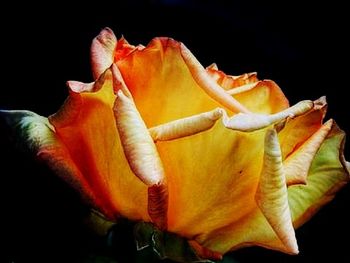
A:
231 80 289 113
157 119 265 241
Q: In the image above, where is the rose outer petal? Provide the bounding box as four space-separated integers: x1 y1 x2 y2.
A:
49 69 150 221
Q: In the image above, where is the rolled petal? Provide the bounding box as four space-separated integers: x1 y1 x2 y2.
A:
114 89 168 229
148 84 289 141
222 100 313 132
149 108 223 142
284 119 333 185
180 43 249 114
255 129 298 254
91 27 117 79
288 122 350 228
114 89 165 186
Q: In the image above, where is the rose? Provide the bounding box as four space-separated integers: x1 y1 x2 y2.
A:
1 28 349 261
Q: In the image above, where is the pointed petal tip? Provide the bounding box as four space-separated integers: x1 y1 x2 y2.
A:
99 27 115 36
257 128 299 254
66 80 94 93
91 27 117 79
206 63 218 70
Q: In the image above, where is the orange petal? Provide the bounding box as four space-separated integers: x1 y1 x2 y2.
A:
91 27 117 79
117 38 223 127
114 36 144 62
49 69 149 221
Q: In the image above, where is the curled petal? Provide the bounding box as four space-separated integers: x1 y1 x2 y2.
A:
180 42 250 114
222 100 313 132
91 27 117 79
206 63 258 90
284 119 333 185
279 97 327 159
149 108 222 142
256 129 298 254
113 89 168 229
114 90 165 186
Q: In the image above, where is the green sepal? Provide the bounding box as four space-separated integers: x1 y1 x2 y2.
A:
134 222 213 263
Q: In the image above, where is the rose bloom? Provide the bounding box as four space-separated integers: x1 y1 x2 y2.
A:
1 28 349 260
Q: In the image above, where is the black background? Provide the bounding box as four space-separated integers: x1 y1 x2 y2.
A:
1 1 349 262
